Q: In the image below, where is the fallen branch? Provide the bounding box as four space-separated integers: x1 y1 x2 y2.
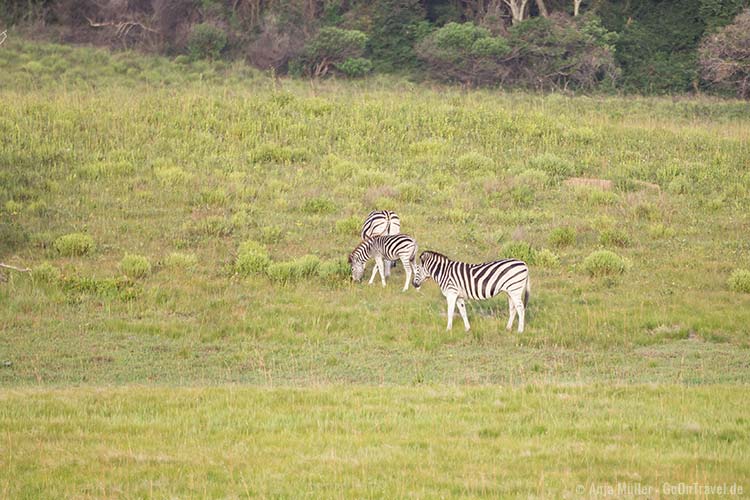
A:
0 31 7 47
0 262 31 273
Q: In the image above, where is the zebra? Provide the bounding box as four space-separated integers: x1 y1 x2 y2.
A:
361 210 402 274
412 251 530 333
348 234 418 292
361 210 401 239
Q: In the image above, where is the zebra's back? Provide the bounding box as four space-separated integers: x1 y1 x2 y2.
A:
362 210 401 238
449 259 529 301
371 234 417 262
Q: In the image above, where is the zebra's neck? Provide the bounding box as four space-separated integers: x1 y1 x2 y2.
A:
355 239 373 263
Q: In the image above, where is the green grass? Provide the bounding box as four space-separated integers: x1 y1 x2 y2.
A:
1 37 750 496
2 386 749 498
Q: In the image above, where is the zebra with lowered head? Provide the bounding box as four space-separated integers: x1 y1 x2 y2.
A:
361 209 402 274
412 251 530 332
349 234 417 292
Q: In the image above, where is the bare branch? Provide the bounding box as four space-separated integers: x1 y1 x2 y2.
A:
0 31 7 47
84 16 159 37
0 263 31 273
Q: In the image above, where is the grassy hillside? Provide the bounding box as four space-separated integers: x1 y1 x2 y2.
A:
1 39 750 496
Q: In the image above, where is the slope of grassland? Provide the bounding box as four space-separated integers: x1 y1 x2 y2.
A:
1 39 750 496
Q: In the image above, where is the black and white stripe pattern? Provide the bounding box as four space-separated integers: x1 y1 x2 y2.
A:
361 210 401 239
412 251 530 332
348 234 418 291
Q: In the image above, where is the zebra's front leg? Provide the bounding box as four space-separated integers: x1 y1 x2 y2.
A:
368 261 379 285
514 298 526 333
506 296 517 331
457 298 470 332
375 256 387 287
401 257 411 292
445 293 458 330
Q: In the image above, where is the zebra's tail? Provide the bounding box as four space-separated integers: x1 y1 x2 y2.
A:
523 276 531 308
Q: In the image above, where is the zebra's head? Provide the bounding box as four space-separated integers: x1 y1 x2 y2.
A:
412 252 433 289
348 239 370 282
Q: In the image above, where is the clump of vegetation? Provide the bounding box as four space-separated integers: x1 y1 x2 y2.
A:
535 248 560 269
119 254 152 279
54 233 95 257
335 216 361 236
599 228 631 247
317 258 350 283
502 241 536 264
236 240 271 276
267 255 320 285
528 153 578 180
455 152 495 173
301 197 336 215
251 144 307 165
727 269 750 293
699 9 750 98
187 23 228 61
164 252 198 271
549 227 576 248
582 250 627 277
297 27 370 77
31 262 61 284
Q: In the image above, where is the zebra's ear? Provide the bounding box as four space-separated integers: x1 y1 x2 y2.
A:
347 254 352 264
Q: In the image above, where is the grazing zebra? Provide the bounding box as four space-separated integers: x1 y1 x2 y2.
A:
412 251 530 333
361 210 401 239
349 234 417 291
361 210 401 273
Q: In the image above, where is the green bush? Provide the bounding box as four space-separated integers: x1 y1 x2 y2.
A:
335 216 361 236
528 153 578 180
301 197 336 215
416 22 511 85
549 227 576 248
300 27 368 76
582 250 627 277
187 23 228 61
164 252 198 271
236 240 270 276
502 241 537 265
599 228 631 247
54 233 95 257
267 261 300 284
535 248 560 269
120 254 151 279
455 152 494 173
727 269 750 293
317 258 350 283
337 57 373 78
32 262 61 284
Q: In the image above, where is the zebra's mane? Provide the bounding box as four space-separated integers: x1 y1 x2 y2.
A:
421 250 451 261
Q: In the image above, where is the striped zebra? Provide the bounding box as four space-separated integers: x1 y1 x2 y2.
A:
361 210 401 239
412 251 530 333
348 234 418 291
361 210 401 274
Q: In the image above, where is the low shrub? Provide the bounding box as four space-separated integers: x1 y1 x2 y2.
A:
318 258 350 283
599 228 631 247
535 248 560 268
727 269 750 293
32 262 61 284
301 197 336 215
335 216 361 236
187 23 228 61
236 240 270 276
54 233 95 257
582 250 627 277
337 57 373 78
164 252 198 271
502 241 536 264
120 254 152 279
549 227 576 248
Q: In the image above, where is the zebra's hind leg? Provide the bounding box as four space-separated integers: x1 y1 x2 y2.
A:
446 293 458 330
457 298 470 332
506 295 517 331
514 298 526 333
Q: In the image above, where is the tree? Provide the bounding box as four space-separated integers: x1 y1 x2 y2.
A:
503 0 530 24
699 8 750 98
